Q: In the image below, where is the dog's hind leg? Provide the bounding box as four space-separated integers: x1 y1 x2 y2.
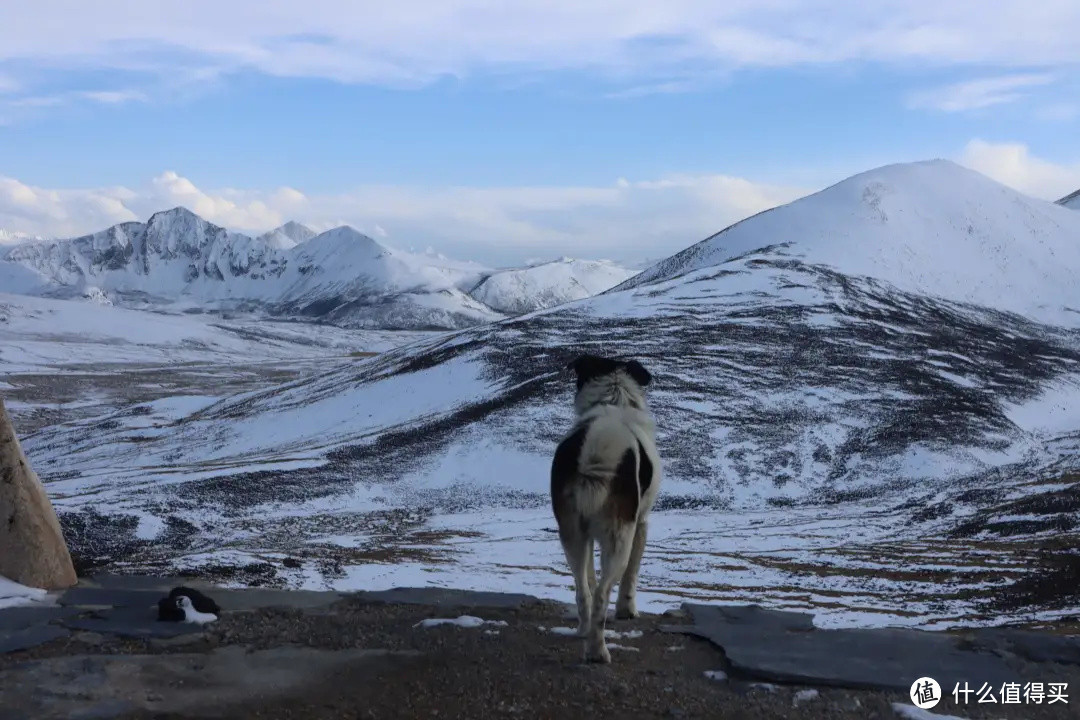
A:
616 520 647 619
586 537 597 594
560 525 593 637
585 524 635 664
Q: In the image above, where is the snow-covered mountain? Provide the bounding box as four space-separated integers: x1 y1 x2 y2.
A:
257 221 316 250
0 209 636 330
619 160 1080 327
22 159 1080 626
469 257 638 314
1059 188 1080 210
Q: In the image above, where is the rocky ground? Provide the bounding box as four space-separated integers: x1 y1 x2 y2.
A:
2 576 1079 719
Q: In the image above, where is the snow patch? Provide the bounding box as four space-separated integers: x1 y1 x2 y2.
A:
0 574 48 609
414 616 509 629
891 703 968 720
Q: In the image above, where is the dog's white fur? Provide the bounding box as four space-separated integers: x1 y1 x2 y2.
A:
552 362 661 663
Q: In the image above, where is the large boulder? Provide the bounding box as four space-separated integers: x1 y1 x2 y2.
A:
0 398 78 590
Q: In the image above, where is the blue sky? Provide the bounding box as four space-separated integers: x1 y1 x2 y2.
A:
1 1 1079 266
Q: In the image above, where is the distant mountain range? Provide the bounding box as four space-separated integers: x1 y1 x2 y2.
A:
0 211 638 330
1058 187 1080 210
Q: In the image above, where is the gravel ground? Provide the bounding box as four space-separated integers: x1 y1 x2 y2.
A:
8 597 1077 720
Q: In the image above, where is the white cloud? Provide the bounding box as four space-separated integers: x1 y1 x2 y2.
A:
7 88 146 110
0 170 806 264
76 89 147 104
958 139 1080 200
907 73 1055 112
0 177 138 238
1 2 1079 94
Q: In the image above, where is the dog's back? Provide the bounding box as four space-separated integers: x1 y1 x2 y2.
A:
550 354 661 664
551 405 656 531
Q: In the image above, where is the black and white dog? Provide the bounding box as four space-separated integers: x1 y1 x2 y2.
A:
551 353 661 663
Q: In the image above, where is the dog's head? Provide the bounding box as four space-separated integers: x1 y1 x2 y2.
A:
567 353 652 393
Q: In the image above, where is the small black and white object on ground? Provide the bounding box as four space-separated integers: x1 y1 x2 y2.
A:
157 586 221 623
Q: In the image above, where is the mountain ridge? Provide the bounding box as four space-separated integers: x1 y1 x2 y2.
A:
1 208 637 330
1058 187 1080 209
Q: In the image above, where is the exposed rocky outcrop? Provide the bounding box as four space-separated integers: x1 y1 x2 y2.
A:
0 398 77 590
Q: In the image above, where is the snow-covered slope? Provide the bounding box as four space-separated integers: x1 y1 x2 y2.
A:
257 221 316 250
0 291 428 372
620 160 1080 327
21 160 1080 627
469 258 638 314
1058 188 1080 210
1 209 632 330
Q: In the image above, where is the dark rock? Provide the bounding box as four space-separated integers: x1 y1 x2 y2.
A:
666 603 1024 692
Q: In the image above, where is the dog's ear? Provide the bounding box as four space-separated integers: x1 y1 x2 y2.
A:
623 359 652 387
568 354 618 385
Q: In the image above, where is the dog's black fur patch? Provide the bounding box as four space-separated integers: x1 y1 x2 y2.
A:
636 440 653 494
568 353 652 391
610 447 640 522
551 425 588 521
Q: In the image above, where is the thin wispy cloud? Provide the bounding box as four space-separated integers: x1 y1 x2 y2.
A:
907 74 1056 112
2 2 1079 96
77 90 147 104
7 88 146 109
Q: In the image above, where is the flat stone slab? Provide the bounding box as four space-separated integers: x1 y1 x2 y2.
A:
665 604 1030 692
60 606 208 639
0 606 82 654
211 588 345 613
0 625 69 655
0 645 420 719
58 587 163 609
965 627 1080 666
71 576 552 613
0 605 79 632
348 587 550 609
75 573 215 593
64 577 346 614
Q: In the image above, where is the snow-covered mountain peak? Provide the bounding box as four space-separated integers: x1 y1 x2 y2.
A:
470 256 639 314
1058 188 1080 210
295 226 389 264
141 206 236 261
258 221 316 250
620 159 1080 326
